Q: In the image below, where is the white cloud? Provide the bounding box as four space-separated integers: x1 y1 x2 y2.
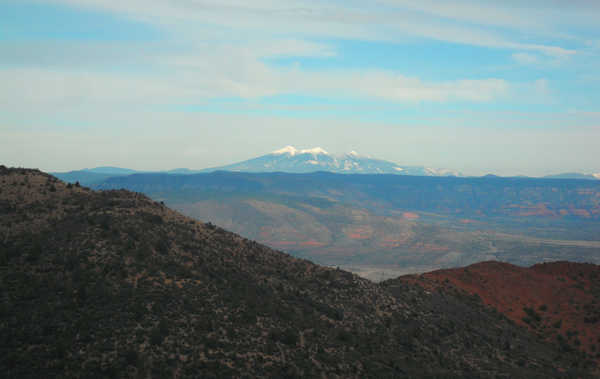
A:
0 31 514 108
0 63 510 109
504 43 573 58
298 71 509 102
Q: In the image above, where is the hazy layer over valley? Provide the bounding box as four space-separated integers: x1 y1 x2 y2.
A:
93 171 600 280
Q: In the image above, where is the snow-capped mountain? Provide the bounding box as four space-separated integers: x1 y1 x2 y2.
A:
203 146 461 176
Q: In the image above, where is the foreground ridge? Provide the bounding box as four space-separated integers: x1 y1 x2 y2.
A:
0 166 595 377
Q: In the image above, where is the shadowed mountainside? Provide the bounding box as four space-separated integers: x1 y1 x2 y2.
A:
0 166 596 377
395 261 600 362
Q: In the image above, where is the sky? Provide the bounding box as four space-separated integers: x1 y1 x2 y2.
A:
1 0 599 176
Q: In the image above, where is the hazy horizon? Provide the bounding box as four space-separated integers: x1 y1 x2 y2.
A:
41 143 600 178
2 1 599 176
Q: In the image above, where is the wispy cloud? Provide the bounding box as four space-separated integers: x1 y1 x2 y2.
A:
45 0 577 57
375 0 600 32
0 65 510 109
0 1 572 107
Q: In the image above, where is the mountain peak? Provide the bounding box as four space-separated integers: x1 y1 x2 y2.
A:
199 146 462 176
272 145 299 155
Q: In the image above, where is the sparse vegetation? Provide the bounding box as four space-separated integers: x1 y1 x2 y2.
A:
0 167 596 378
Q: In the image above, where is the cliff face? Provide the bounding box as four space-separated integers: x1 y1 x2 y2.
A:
0 166 594 377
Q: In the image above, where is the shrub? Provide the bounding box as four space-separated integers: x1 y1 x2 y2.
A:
151 319 170 345
523 307 541 323
269 329 298 346
123 349 139 366
553 319 562 329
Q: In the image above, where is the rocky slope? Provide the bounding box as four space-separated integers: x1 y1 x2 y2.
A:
0 166 594 377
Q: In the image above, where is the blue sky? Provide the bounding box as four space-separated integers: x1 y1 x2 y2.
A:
1 0 599 176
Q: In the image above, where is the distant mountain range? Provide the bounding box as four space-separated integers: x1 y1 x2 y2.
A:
51 145 461 185
204 146 461 176
51 146 599 185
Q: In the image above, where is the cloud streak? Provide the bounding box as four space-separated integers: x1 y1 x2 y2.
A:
44 0 577 57
0 65 510 110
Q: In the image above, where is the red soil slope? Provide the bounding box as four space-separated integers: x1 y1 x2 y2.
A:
400 261 600 360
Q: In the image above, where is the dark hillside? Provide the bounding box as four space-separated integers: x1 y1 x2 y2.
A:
0 166 594 377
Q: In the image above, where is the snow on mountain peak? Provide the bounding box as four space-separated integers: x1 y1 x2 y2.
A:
300 147 329 155
272 146 329 156
344 150 372 159
273 146 299 156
